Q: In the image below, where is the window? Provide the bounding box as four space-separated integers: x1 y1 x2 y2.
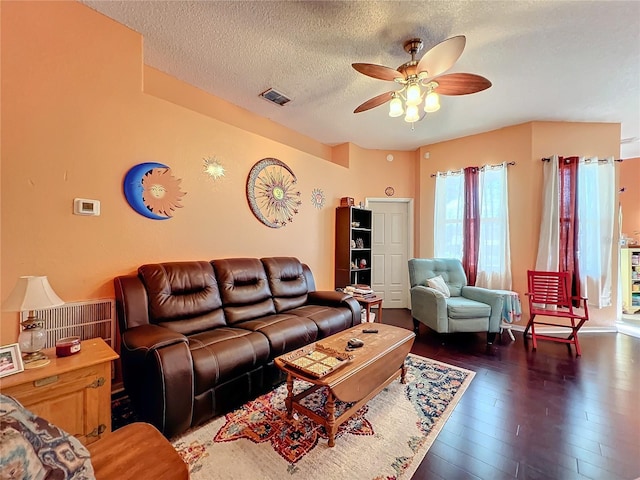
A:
434 163 512 289
434 172 464 259
477 166 511 289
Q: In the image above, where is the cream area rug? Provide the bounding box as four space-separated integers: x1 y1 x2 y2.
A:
172 354 475 480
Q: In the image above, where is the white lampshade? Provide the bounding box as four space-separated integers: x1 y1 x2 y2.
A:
424 91 441 113
3 276 64 312
404 104 420 123
388 96 404 117
405 83 421 106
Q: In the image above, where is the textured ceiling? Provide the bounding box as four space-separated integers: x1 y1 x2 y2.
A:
82 0 640 158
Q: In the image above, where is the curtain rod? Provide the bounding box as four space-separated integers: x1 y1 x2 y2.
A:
541 157 623 162
430 161 515 178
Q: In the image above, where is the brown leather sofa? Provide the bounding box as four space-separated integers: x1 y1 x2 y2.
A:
114 257 360 437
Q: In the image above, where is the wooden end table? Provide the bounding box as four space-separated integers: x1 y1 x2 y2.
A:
0 338 119 445
275 323 415 447
355 295 383 323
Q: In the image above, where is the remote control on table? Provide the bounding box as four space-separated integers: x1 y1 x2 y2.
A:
362 329 378 333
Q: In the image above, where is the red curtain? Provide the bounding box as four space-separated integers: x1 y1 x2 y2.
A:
558 156 581 302
462 167 480 286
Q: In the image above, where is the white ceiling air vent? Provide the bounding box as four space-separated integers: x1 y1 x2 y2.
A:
259 88 291 106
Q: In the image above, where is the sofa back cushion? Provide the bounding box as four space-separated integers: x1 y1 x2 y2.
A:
261 257 309 312
213 258 276 324
138 261 226 334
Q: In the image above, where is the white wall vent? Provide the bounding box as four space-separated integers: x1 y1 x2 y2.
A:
259 88 291 106
21 298 116 348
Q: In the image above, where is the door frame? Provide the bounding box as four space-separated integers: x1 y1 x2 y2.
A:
365 197 415 307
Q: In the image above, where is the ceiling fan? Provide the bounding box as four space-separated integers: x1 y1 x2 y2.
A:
352 36 491 123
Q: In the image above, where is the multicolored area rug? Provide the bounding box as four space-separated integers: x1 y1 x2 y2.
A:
172 354 475 480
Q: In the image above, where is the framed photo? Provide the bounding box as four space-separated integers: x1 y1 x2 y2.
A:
0 343 24 378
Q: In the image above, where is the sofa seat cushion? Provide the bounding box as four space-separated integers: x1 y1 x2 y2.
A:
236 314 318 358
446 296 491 319
286 305 353 338
189 328 270 395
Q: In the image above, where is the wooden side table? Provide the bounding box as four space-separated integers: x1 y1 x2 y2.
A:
0 337 119 445
355 295 384 323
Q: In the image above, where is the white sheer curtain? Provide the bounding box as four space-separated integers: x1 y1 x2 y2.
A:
577 157 615 307
535 155 560 272
476 163 512 289
434 171 464 259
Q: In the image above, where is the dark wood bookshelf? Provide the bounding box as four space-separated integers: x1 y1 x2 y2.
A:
335 206 372 288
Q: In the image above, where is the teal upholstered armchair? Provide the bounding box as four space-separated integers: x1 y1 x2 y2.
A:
408 258 504 345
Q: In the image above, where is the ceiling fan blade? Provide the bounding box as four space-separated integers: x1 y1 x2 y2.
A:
352 63 404 81
416 35 466 78
354 91 394 113
433 73 492 96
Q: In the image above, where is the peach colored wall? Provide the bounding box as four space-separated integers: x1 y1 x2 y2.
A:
620 157 640 242
144 66 334 163
0 1 415 342
418 122 621 328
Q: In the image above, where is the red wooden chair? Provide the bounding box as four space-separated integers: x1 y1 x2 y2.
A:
524 270 589 356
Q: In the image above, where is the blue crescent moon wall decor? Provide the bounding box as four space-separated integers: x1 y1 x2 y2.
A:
123 162 185 220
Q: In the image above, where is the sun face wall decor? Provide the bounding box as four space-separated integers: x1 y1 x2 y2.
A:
246 158 301 228
123 162 186 220
311 188 326 209
203 156 226 181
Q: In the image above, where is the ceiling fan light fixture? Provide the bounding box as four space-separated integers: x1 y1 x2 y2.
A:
405 82 421 106
404 104 420 123
424 91 441 113
389 96 404 117
352 35 491 128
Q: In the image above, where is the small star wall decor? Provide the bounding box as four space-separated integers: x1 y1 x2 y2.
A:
311 188 326 209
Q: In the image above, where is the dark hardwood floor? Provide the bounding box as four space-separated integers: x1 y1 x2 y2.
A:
382 309 640 480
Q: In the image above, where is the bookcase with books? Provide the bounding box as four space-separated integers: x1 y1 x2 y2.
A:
622 246 640 314
334 206 372 288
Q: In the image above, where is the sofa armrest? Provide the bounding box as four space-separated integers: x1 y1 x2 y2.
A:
120 325 193 437
307 290 361 326
121 324 187 352
410 285 449 332
461 286 504 333
308 290 349 304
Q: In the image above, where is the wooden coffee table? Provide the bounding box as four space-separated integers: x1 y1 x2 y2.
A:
275 323 415 447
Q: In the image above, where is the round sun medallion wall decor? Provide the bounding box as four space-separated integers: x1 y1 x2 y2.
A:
246 158 301 228
385 186 395 197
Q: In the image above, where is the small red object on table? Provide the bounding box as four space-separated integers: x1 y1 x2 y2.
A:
56 336 81 357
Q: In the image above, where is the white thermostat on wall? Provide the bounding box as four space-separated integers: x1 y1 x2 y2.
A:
74 198 100 216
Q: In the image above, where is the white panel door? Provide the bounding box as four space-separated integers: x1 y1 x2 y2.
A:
369 200 410 308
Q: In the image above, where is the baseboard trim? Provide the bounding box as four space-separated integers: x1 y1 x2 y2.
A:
616 323 640 339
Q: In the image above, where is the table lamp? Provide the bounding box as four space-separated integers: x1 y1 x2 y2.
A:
3 276 64 368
